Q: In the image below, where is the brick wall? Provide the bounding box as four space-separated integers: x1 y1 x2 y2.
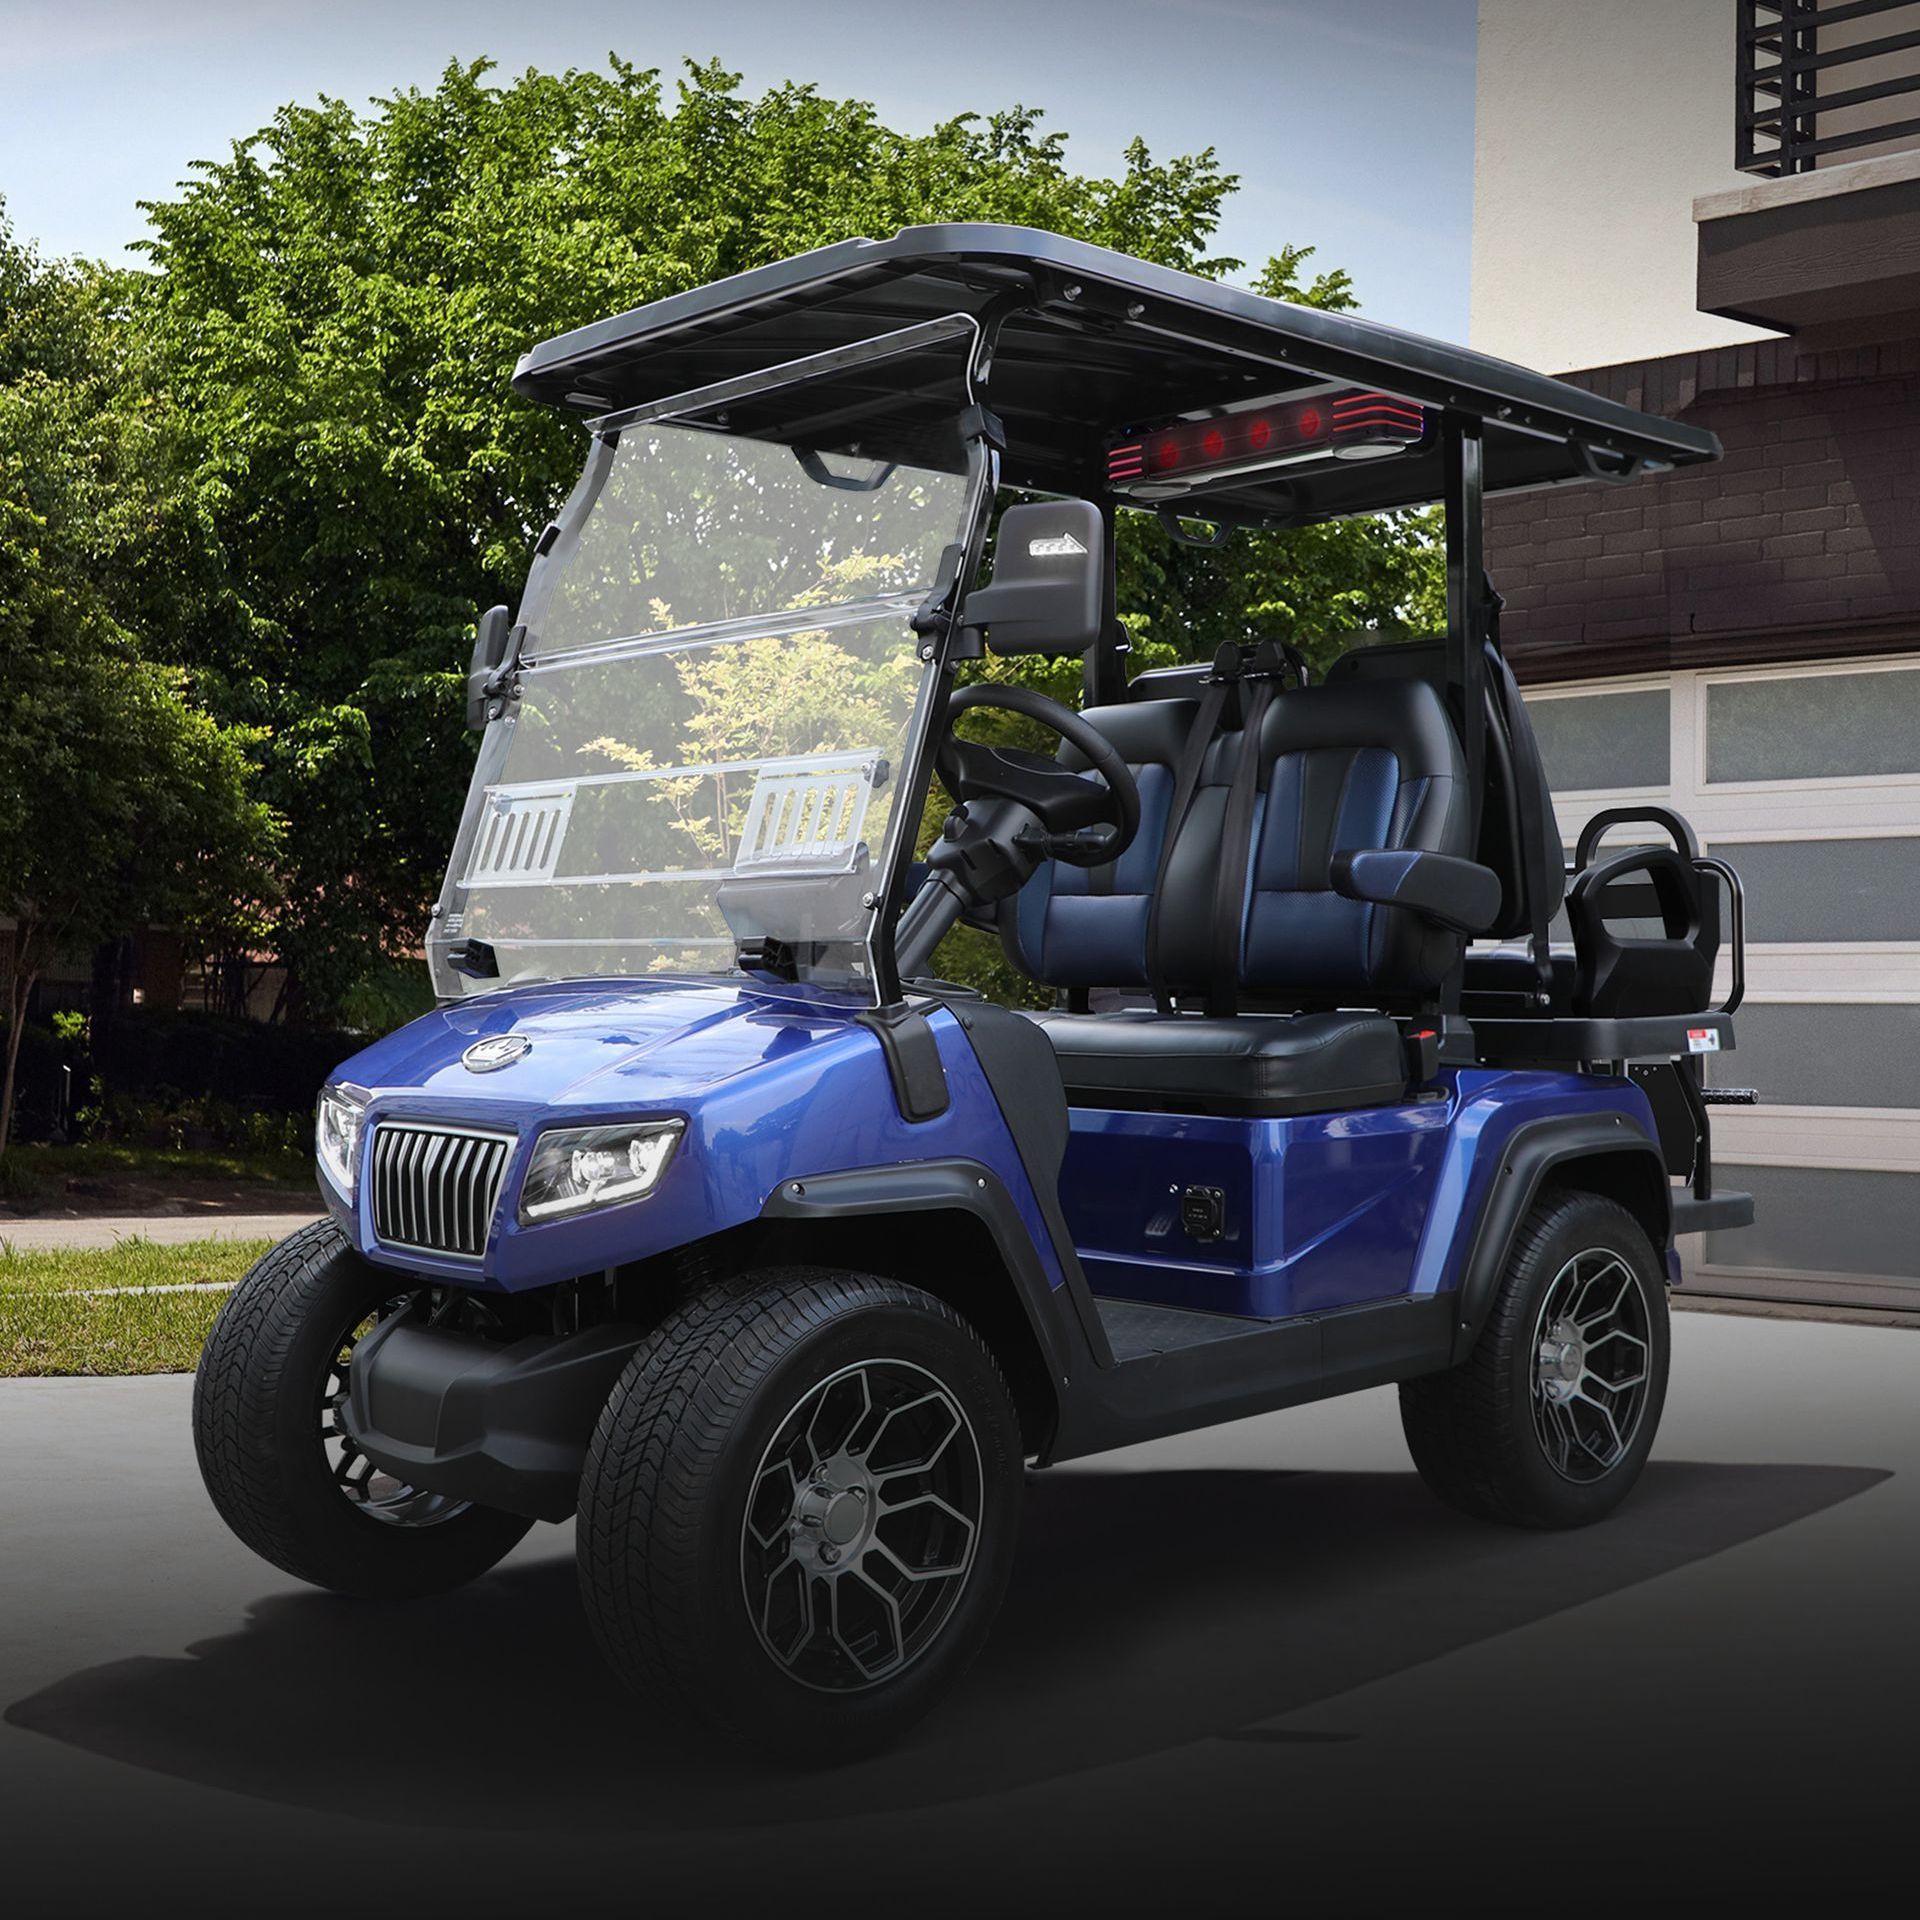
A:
1486 335 1920 684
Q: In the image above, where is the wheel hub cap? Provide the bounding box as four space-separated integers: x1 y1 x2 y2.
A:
1528 1249 1654 1484
741 1359 983 1693
1536 1319 1587 1402
792 1456 876 1558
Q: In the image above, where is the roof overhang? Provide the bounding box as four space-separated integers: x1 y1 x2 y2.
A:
515 225 1722 526
1697 153 1920 336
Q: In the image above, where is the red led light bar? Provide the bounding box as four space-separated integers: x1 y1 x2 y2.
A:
1106 388 1426 492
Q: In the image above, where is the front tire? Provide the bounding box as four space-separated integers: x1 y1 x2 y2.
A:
192 1219 533 1598
1400 1188 1670 1529
576 1266 1024 1762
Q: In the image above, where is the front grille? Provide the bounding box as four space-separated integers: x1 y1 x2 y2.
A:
370 1122 514 1258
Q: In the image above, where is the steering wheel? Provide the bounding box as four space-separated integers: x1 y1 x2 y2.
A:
935 683 1142 869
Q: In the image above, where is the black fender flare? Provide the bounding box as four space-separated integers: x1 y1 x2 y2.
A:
758 1154 1111 1406
1450 1112 1671 1365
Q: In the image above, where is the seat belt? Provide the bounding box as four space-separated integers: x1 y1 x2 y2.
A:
1207 642 1287 1018
1146 644 1239 1014
1483 596 1557 1010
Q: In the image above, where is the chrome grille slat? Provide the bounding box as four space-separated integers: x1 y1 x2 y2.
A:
370 1122 513 1260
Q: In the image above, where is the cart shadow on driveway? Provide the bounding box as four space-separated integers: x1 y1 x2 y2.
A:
5 1458 1886 1831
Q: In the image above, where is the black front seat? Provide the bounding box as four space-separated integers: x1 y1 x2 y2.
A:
1007 677 1472 1116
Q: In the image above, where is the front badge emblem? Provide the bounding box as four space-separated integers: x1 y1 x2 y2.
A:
463 1034 531 1073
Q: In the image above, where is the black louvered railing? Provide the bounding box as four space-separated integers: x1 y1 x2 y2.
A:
1739 1 1920 176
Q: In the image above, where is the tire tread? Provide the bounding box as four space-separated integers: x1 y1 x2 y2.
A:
1400 1189 1665 1529
576 1265 1009 1746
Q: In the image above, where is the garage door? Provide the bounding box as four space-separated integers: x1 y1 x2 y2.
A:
1527 654 1920 1313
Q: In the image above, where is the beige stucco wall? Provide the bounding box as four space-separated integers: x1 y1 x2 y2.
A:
1472 0 1779 371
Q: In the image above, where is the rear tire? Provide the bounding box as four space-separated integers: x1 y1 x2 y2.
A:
193 1219 533 1598
1400 1188 1670 1529
576 1266 1023 1762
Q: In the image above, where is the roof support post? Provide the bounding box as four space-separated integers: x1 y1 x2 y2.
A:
1084 496 1129 710
1442 412 1489 845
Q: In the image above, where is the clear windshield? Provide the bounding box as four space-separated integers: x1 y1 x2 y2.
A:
430 334 981 1002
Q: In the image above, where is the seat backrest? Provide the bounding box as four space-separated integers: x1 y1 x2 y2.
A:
1151 678 1471 1003
1325 637 1566 943
999 696 1194 989
1004 675 1472 1005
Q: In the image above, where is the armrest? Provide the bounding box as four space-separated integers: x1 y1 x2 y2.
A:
1330 849 1502 937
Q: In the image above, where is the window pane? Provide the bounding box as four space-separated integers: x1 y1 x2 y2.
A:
1525 689 1669 792
1703 1164 1920 1281
1712 837 1920 944
1709 1002 1920 1108
1706 670 1920 783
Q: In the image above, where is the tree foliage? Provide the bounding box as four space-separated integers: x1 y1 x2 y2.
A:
0 211 277 1149
3 57 1441 1028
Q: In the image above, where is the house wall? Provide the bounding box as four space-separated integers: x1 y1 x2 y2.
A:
1485 344 1920 1314
1473 0 1776 370
1475 3 1920 1311
1486 339 1920 678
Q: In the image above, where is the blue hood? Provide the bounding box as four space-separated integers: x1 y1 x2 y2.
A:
335 977 870 1120
319 977 1061 1295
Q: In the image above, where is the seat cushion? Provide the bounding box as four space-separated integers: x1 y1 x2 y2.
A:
1028 1009 1409 1117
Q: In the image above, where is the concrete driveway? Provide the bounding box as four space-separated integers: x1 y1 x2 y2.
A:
0 1212 323 1252
1 1309 1911 1913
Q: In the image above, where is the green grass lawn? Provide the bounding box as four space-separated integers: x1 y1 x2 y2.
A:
0 1142 311 1207
0 1237 270 1377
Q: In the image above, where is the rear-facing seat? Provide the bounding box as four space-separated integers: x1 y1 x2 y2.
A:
1006 675 1473 1116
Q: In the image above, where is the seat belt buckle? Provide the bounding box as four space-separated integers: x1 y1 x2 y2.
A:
1404 1025 1441 1085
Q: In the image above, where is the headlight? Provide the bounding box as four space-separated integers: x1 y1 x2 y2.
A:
316 1085 369 1200
519 1119 684 1223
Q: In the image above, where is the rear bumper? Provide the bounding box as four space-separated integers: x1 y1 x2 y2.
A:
1671 1190 1756 1236
344 1318 643 1521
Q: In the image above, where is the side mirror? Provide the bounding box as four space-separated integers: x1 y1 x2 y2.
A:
959 499 1104 657
466 605 517 729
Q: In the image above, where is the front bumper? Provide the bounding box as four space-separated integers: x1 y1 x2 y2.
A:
344 1317 644 1521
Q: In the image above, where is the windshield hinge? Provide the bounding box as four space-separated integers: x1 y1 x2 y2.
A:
736 936 825 984
957 403 1007 451
446 939 499 980
911 541 971 645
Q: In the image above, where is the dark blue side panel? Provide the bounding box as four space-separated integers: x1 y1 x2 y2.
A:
1057 1068 1656 1319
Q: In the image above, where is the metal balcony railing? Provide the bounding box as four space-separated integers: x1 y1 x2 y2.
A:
1738 0 1920 175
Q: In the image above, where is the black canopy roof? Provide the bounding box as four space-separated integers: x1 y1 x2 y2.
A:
513 225 1720 526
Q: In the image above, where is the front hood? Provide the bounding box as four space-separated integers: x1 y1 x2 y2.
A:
333 977 871 1117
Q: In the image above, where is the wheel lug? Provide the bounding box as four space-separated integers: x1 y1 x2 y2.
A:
820 1544 841 1566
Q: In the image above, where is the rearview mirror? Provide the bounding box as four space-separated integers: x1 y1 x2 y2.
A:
959 499 1104 657
466 605 517 729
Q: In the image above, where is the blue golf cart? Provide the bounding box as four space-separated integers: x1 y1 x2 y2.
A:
194 227 1754 1757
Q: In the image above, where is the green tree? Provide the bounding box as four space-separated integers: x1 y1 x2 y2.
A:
0 645 279 1154
119 58 1435 1019
0 207 279 1150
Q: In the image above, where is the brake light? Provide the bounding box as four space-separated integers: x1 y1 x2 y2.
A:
1106 387 1426 492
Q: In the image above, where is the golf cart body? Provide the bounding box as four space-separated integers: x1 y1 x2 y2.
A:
204 228 1755 1740
318 225 1753 1496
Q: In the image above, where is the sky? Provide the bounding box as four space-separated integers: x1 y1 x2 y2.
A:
0 0 1477 338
